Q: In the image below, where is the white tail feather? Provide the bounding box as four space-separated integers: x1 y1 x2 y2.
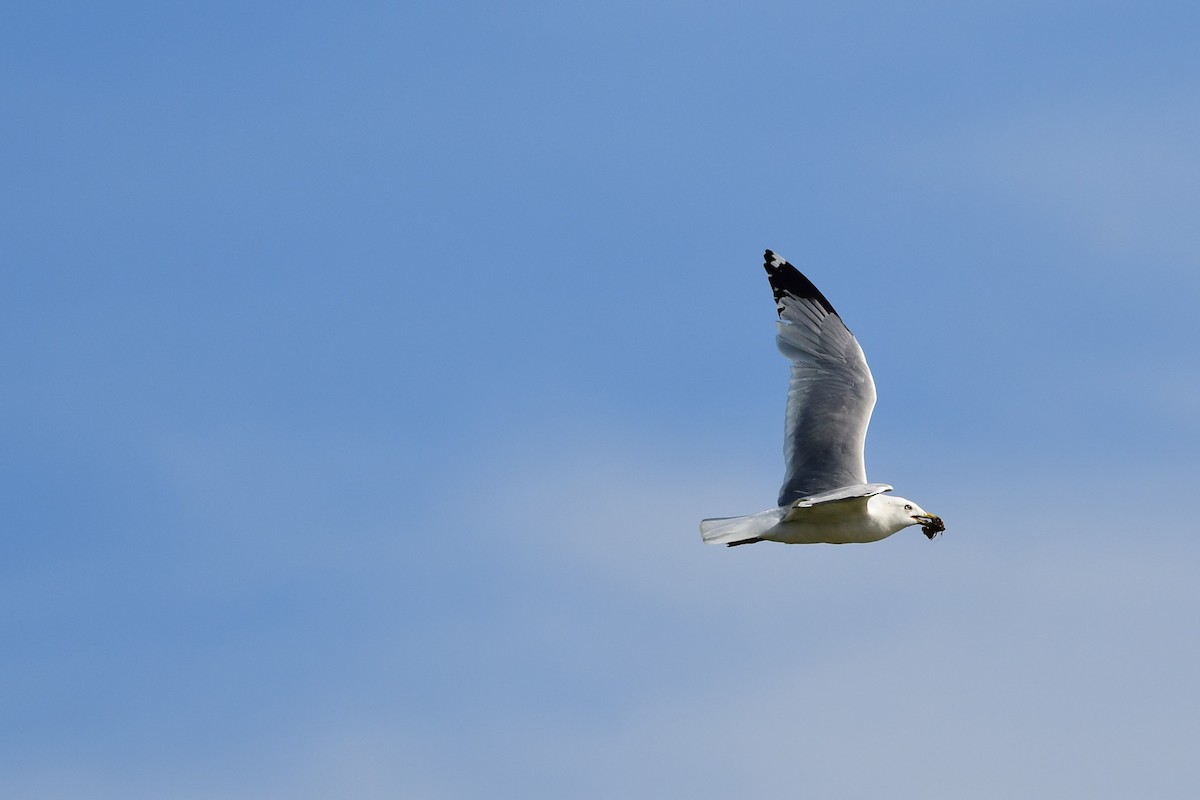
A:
699 507 785 545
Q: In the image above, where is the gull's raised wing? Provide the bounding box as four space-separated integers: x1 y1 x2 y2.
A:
764 250 877 505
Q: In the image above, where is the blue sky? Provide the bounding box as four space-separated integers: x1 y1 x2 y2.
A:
4 1 1199 797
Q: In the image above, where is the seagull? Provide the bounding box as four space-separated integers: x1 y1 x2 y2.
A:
700 250 945 547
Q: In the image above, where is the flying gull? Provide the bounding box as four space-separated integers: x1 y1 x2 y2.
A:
700 250 945 547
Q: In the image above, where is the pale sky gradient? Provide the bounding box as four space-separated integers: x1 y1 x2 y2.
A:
4 2 1199 797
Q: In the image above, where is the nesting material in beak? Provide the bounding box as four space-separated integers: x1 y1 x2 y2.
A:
915 514 945 540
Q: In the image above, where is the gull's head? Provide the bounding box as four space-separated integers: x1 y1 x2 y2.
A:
880 495 946 539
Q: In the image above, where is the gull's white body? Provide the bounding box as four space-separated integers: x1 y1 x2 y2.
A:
700 489 934 546
771 495 917 544
700 251 942 547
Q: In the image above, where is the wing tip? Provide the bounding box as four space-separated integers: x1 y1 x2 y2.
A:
762 249 838 318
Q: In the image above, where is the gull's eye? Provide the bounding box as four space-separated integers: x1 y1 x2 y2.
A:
904 504 913 511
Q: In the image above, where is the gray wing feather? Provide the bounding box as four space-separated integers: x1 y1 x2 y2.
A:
764 251 877 506
789 483 892 509
781 484 892 522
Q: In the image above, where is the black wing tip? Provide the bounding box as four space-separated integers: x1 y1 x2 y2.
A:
762 249 837 317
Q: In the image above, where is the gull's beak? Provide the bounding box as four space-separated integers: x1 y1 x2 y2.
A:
913 514 945 539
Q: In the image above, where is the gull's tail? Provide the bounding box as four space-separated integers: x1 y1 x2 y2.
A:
699 507 785 547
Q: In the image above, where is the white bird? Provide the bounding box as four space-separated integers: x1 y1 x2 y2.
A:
700 250 945 547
